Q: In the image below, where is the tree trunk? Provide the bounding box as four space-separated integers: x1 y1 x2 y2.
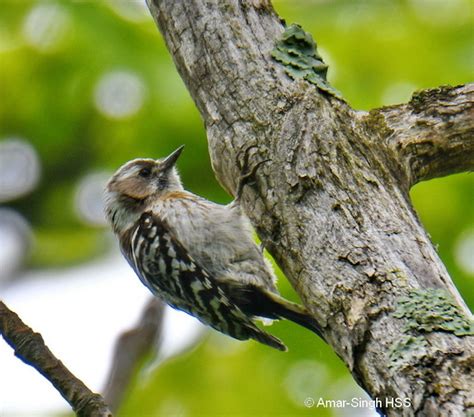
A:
146 1 474 416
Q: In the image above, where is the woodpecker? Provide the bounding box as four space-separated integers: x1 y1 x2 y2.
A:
104 146 324 351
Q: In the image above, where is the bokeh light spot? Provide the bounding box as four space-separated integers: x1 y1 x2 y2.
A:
319 47 338 84
381 82 418 106
0 138 41 202
284 360 329 407
106 0 151 23
158 398 187 417
94 70 146 119
455 230 474 276
22 4 70 52
0 209 32 283
409 0 471 26
74 171 111 226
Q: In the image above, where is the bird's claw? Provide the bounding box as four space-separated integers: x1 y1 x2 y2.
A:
235 146 271 201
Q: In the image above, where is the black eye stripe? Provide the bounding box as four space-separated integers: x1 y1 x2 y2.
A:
138 167 152 178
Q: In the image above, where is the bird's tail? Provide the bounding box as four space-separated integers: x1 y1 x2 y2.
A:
262 291 325 341
226 284 325 342
248 327 288 351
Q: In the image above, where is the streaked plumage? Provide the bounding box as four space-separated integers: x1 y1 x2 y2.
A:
104 146 323 351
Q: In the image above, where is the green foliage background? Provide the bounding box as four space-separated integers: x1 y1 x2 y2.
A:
0 1 472 416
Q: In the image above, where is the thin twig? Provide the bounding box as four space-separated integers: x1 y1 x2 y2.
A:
0 300 113 417
103 297 165 413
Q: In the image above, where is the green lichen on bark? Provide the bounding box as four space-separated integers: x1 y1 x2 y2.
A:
394 288 474 336
388 335 428 370
388 288 473 369
271 23 343 100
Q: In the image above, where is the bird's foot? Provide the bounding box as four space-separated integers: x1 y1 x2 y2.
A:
235 146 270 201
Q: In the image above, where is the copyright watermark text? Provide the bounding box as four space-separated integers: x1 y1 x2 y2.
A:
304 397 411 409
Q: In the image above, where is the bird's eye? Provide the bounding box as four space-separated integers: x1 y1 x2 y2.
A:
138 167 152 178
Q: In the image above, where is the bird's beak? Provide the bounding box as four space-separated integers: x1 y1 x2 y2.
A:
161 145 184 171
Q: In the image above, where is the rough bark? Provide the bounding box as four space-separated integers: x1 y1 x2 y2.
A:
146 1 474 416
371 84 474 186
0 301 112 417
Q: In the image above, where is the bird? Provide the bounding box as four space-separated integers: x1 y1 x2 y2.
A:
104 145 324 351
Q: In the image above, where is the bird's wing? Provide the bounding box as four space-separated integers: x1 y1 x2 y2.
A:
129 211 287 351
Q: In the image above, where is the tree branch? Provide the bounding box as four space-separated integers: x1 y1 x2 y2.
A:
147 1 474 416
103 297 165 413
369 84 474 187
0 300 112 417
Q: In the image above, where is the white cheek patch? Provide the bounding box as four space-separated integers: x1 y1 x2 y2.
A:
119 166 141 180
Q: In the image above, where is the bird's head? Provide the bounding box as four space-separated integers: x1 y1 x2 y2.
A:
107 145 184 200
104 146 184 230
